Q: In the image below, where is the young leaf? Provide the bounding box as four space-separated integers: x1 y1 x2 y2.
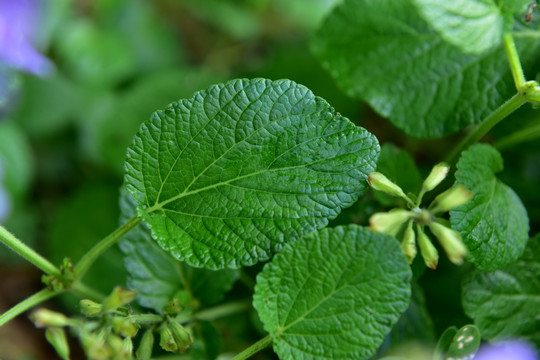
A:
311 0 540 138
124 78 379 269
450 144 529 270
462 237 540 346
412 0 504 54
119 189 238 312
253 225 412 360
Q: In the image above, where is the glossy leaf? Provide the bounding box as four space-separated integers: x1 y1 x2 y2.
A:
125 78 379 269
450 144 529 270
412 0 504 54
311 0 540 137
462 237 540 346
253 225 412 360
119 189 238 312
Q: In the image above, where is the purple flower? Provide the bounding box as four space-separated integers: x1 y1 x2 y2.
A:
474 340 538 360
0 0 53 76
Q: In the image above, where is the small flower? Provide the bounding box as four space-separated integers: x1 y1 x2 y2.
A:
45 328 70 360
422 162 450 192
416 225 439 269
168 321 194 352
160 326 178 352
136 329 154 360
368 172 408 199
428 221 468 265
31 309 72 328
474 340 539 360
431 185 473 214
102 287 137 313
369 209 412 236
80 299 103 317
401 220 417 263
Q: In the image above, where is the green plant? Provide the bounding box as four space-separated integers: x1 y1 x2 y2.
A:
1 1 539 359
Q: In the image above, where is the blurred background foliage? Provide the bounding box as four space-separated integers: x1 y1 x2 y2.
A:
0 0 539 359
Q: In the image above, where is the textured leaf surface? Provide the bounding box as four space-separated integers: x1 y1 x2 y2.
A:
119 189 238 312
450 144 529 270
311 0 540 138
253 225 412 360
462 237 540 345
412 0 503 54
125 78 379 269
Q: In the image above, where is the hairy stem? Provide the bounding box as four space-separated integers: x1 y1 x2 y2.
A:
0 289 59 327
0 226 62 278
74 215 141 280
446 93 526 163
232 335 273 360
504 32 526 90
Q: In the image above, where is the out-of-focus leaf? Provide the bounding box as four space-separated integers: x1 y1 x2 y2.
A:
462 237 540 346
0 122 33 200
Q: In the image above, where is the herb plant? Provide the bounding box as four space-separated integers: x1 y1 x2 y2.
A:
1 0 539 359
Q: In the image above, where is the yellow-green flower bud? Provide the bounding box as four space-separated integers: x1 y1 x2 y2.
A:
169 321 194 352
136 329 154 360
416 226 439 269
422 162 449 192
431 185 473 213
428 222 468 265
102 287 137 312
31 309 71 328
45 328 70 360
81 332 111 360
112 317 139 338
160 327 178 352
163 298 183 315
122 337 133 356
368 172 407 198
80 299 103 317
369 210 412 236
401 220 417 263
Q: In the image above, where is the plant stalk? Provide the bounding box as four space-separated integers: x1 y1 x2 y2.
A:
503 32 526 90
194 300 252 321
0 289 59 327
446 93 526 163
232 335 273 360
74 215 141 280
0 226 62 278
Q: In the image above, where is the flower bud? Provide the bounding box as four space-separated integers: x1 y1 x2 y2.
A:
369 210 412 236
431 185 473 213
45 328 70 360
368 172 407 198
122 337 133 356
160 327 178 352
81 332 111 360
112 317 139 338
169 321 194 352
136 329 154 360
422 162 449 192
31 309 71 328
416 226 439 269
428 222 468 265
102 287 137 312
401 221 417 263
163 298 183 315
80 299 103 317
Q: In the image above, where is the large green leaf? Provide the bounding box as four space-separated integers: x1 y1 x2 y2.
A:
119 189 238 312
450 144 529 271
462 237 540 346
125 78 379 269
253 225 412 360
412 0 504 54
311 0 540 138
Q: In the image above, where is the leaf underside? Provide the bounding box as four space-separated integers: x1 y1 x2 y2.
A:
450 144 529 271
253 225 412 360
124 78 379 269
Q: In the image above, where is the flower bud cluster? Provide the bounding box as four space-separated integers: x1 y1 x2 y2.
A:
368 163 473 269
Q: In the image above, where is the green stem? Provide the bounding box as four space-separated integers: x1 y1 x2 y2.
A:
71 281 106 302
74 215 141 280
194 300 251 321
0 289 60 327
0 226 62 278
446 93 526 163
128 313 163 324
495 122 540 150
232 335 273 360
503 32 526 90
